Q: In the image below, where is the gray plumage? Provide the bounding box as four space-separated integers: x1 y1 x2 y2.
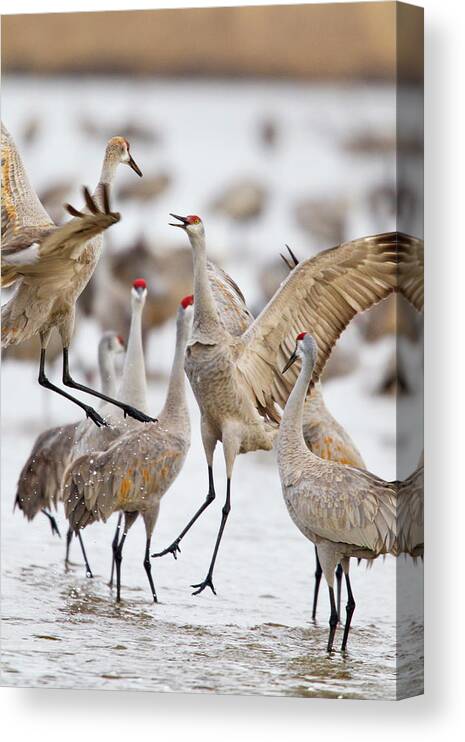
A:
277 333 423 651
63 301 193 601
14 332 125 522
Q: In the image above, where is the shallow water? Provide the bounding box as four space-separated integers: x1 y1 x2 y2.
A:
1 364 423 699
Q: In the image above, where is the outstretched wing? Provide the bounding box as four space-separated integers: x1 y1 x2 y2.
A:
237 232 409 412
1 186 120 288
1 121 54 238
207 261 254 336
398 234 423 312
396 465 423 556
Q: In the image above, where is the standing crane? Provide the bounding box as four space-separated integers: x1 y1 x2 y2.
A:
63 296 193 603
302 383 365 620
14 331 125 576
278 332 423 652
279 245 367 620
70 277 151 586
154 215 406 596
1 122 152 426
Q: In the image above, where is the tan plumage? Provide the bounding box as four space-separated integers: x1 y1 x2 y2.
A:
2 123 146 427
277 333 423 652
398 234 423 312
302 384 365 468
237 232 410 413
1 121 53 240
207 261 253 337
156 216 408 595
1 186 120 295
64 300 193 602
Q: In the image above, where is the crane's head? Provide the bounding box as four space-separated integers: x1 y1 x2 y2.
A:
282 332 318 374
169 213 204 239
106 136 143 177
101 331 126 356
132 277 147 304
180 294 194 311
179 295 194 329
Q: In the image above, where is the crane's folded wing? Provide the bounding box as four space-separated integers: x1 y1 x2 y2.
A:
63 426 188 530
286 464 398 555
207 261 254 336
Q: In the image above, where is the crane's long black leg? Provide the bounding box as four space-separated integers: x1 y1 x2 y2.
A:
143 539 158 603
77 532 93 578
62 348 156 424
39 348 107 428
191 478 231 596
65 527 73 570
341 573 356 652
327 586 339 653
109 513 122 588
114 532 128 603
152 466 216 559
41 508 61 537
312 546 323 620
335 563 343 621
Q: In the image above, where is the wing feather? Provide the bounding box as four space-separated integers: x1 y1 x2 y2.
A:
207 261 254 337
1 121 53 238
238 232 412 412
1 186 120 287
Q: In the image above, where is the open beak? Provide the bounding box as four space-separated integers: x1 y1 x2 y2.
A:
127 155 143 177
169 213 189 229
282 346 298 374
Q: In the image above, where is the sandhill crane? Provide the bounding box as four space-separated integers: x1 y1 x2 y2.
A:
14 331 125 576
302 383 365 620
278 332 423 652
1 122 151 426
278 246 367 619
154 215 406 596
64 296 193 603
70 277 151 585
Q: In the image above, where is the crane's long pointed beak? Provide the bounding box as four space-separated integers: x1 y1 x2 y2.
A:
282 348 298 374
128 155 143 177
169 213 189 228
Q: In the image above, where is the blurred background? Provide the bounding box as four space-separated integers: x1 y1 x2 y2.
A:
1 3 423 420
1 3 423 697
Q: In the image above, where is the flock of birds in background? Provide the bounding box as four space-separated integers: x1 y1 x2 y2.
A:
1 120 423 654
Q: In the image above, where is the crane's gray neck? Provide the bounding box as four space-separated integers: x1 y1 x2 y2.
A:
189 231 224 344
302 382 325 421
98 343 118 399
94 153 119 207
279 354 314 454
117 300 148 413
158 312 191 433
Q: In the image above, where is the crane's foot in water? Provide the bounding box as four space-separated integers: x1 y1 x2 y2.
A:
152 539 181 560
191 573 216 596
